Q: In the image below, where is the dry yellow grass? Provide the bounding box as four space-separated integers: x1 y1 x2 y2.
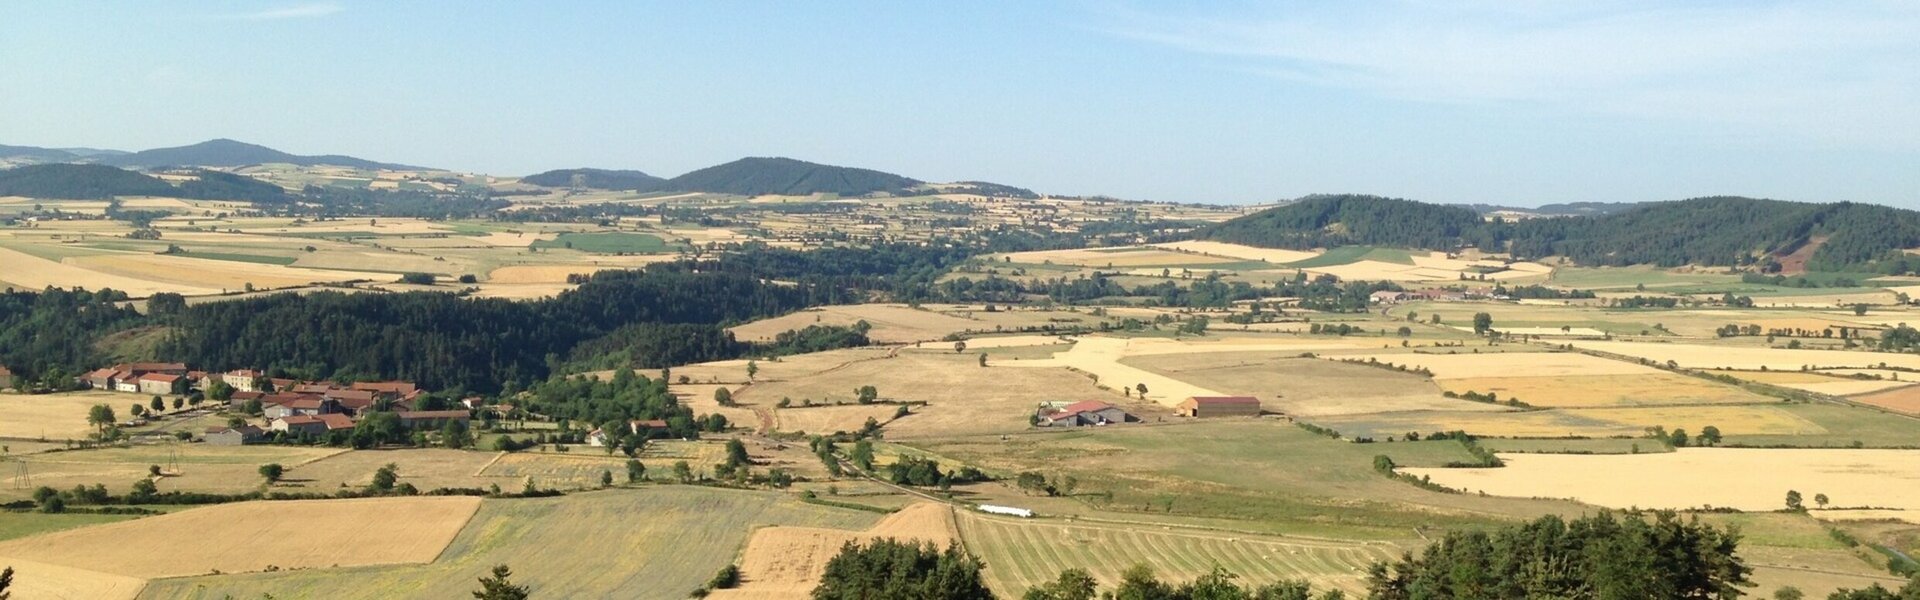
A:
1723 370 1914 396
1438 373 1769 408
0 391 122 440
1313 404 1821 439
1405 448 1920 516
1340 351 1657 379
729 304 984 344
0 556 146 600
0 496 480 579
0 246 220 296
1149 241 1319 264
281 449 503 492
1570 340 1920 371
68 253 394 291
713 502 956 599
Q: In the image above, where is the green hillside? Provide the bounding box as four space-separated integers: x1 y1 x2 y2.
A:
0 164 176 199
664 157 920 196
1207 194 1920 272
521 168 666 191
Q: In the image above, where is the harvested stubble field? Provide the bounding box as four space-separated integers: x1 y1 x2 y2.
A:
1309 403 1822 440
138 487 881 600
67 252 395 292
0 496 481 599
958 512 1398 595
1436 373 1770 408
1339 350 1657 379
2 444 345 502
730 304 985 343
1725 370 1914 396
1004 335 1385 406
1569 339 1920 371
1149 240 1320 264
713 502 957 599
668 347 897 385
1850 386 1920 415
1118 352 1493 417
995 246 1243 269
280 448 502 492
736 351 1126 438
1405 448 1920 519
0 390 129 440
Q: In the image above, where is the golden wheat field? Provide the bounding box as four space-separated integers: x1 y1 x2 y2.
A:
0 496 480 589
1436 373 1770 408
1405 448 1920 518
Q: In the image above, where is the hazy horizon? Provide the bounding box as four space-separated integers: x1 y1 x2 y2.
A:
3 1 1916 207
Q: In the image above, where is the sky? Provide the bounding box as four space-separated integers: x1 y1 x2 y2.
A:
2 1 1916 207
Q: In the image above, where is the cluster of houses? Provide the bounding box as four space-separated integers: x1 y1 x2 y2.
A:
82 362 471 446
585 419 670 446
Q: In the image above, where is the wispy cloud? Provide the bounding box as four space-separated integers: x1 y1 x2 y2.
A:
220 3 343 21
1097 1 1920 147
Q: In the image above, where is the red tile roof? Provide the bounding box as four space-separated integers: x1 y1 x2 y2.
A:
317 413 356 430
278 415 324 426
352 381 418 395
139 373 182 383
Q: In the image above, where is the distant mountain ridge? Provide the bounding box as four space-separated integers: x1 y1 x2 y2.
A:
97 139 422 170
665 157 921 196
1465 201 1646 217
520 168 665 191
524 157 924 196
1205 194 1920 272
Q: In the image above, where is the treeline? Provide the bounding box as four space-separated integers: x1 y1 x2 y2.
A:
158 269 825 392
1207 194 1920 272
0 288 146 387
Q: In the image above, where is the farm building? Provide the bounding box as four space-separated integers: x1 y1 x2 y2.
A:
1036 401 1131 427
1177 396 1262 418
85 367 123 390
204 424 265 446
136 373 186 396
222 369 264 392
396 410 470 430
263 395 342 419
272 415 330 436
0 366 16 390
1369 291 1415 304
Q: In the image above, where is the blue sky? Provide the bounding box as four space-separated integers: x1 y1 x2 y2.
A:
2 1 1916 207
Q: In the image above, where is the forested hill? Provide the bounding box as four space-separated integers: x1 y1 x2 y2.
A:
1206 194 1920 271
520 168 666 191
664 157 922 196
1204 195 1492 251
0 164 289 202
0 164 178 199
97 139 420 170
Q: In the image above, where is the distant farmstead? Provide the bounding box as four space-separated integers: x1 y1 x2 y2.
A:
1036 400 1131 427
1177 396 1262 418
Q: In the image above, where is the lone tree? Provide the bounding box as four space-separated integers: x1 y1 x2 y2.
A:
714 387 734 407
625 459 645 482
87 404 116 431
371 463 400 492
1786 490 1805 512
746 360 758 381
472 564 529 600
1135 383 1148 397
1699 425 1723 447
1472 312 1494 335
1 565 12 600
258 463 284 484
1815 493 1830 509
954 340 967 354
149 396 164 413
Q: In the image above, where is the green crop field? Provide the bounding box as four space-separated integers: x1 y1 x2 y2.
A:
959 513 1399 595
532 232 675 254
909 421 1575 538
135 486 882 600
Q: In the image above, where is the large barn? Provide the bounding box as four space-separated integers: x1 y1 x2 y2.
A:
1177 396 1262 418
